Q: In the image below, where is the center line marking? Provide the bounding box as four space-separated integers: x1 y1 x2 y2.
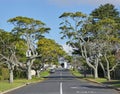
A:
60 82 63 94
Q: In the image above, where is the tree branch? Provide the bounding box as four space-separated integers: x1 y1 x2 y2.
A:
110 62 120 72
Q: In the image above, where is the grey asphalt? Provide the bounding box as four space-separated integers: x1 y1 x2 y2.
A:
4 69 119 94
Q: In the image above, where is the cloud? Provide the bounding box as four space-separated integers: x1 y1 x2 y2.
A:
48 0 120 7
62 44 73 55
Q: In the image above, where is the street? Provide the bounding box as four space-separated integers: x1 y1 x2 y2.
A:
4 69 119 94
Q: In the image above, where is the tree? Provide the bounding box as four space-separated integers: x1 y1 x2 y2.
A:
90 3 120 80
90 3 119 20
0 30 20 83
93 18 120 80
59 12 101 78
8 16 50 80
37 38 66 66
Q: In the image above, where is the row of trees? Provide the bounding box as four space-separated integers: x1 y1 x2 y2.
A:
59 3 120 80
1 3 119 83
0 17 67 83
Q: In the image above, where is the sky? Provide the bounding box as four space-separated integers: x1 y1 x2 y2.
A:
0 0 120 53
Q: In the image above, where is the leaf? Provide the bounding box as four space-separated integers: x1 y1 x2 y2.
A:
59 12 72 18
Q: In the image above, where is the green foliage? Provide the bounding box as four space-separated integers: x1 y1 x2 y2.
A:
101 54 116 68
59 4 120 80
0 29 27 65
0 80 25 92
93 18 119 42
40 70 50 77
64 55 72 63
0 66 2 75
59 11 87 40
90 3 119 20
59 12 72 18
15 40 27 62
37 38 66 64
0 76 2 80
0 30 15 56
70 69 81 77
13 67 26 79
108 55 116 66
0 70 50 92
8 16 45 26
90 3 120 30
59 12 86 18
8 16 50 37
1 68 9 80
0 67 3 80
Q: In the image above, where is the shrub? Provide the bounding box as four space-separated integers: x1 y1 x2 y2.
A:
0 75 3 80
14 67 27 79
2 68 9 80
0 67 2 75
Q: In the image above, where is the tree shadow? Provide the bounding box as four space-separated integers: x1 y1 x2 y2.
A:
102 80 120 88
44 75 76 79
80 85 110 89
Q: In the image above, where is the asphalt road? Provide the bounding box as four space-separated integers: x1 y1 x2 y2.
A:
4 69 119 94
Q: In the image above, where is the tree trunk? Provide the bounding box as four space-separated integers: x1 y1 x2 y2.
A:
104 54 111 81
93 58 99 79
99 62 106 78
36 70 40 77
86 58 99 79
107 60 111 81
9 69 13 83
84 66 87 78
94 67 98 79
107 70 111 81
27 64 32 80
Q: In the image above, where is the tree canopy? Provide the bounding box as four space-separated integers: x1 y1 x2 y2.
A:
37 38 66 64
90 3 119 20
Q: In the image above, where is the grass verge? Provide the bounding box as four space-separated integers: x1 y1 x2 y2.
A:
70 69 81 77
0 70 50 92
40 70 50 77
70 69 120 88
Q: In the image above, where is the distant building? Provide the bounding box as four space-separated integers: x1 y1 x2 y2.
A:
64 62 67 69
59 57 67 69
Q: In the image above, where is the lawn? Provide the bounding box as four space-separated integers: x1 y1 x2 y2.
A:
0 70 50 92
0 79 28 92
40 70 50 77
70 69 81 77
70 69 120 88
84 77 120 88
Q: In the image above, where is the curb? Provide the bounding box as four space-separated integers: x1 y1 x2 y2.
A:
0 84 27 94
115 88 120 91
71 71 120 92
0 79 45 94
85 79 120 91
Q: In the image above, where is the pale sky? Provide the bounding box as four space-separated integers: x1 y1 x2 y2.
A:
0 0 119 53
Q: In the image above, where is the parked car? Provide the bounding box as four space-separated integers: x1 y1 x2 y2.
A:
49 69 55 73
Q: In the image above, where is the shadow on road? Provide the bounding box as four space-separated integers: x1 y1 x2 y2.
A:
44 75 83 79
103 80 120 85
80 85 111 89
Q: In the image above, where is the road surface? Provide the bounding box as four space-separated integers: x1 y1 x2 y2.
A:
4 69 119 94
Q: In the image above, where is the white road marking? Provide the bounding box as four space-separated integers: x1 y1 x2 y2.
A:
70 87 79 89
70 86 88 89
76 91 96 94
60 82 63 94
